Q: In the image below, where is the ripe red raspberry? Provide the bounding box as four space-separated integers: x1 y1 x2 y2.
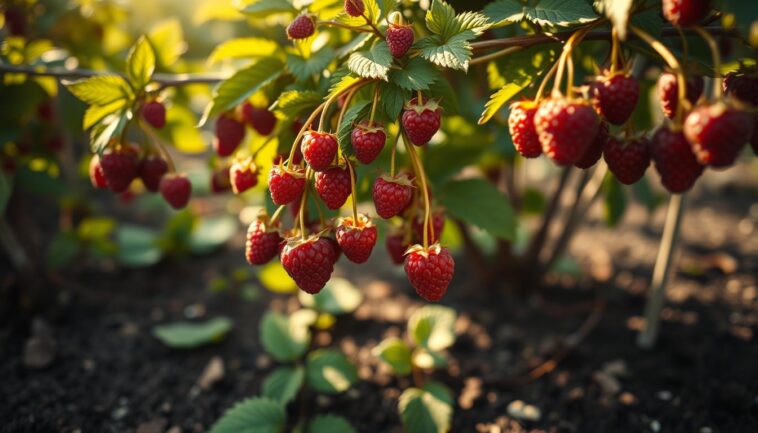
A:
301 130 338 172
211 166 232 193
603 136 651 185
683 102 753 168
315 166 352 210
100 147 138 193
723 70 758 106
386 23 414 58
651 126 704 193
213 115 245 157
657 72 704 119
413 210 445 244
508 100 542 158
335 214 377 264
404 244 454 302
269 165 306 205
534 97 599 165
159 173 192 209
273 147 303 166
142 101 166 129
351 121 386 164
230 158 258 194
138 154 168 192
240 102 277 136
574 121 609 169
372 174 413 219
591 72 640 125
662 0 710 27
324 236 342 263
281 236 336 294
344 0 365 16
245 218 283 265
89 155 108 189
402 97 441 146
287 14 315 40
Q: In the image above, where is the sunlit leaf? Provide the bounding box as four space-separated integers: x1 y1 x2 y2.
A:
152 317 233 348
373 337 413 375
399 385 453 433
208 397 286 433
305 348 357 394
208 38 279 65
127 36 156 90
260 311 311 362
440 178 516 240
298 277 364 315
408 305 456 352
347 42 392 80
262 366 305 404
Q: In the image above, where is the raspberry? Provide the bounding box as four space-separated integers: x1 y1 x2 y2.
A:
100 147 138 193
344 0 365 17
603 136 651 185
211 166 232 193
37 100 55 123
508 100 542 158
142 101 166 129
591 72 639 125
324 236 342 263
159 173 192 209
89 155 108 189
402 97 441 146
574 121 609 169
314 166 352 210
683 102 753 168
386 231 409 265
240 102 277 136
662 0 710 27
273 147 303 166
287 14 315 40
245 218 283 265
534 97 599 165
651 126 704 193
301 130 338 172
372 173 413 219
138 154 168 192
723 70 758 106
413 210 445 244
281 236 336 294
386 23 414 58
404 244 455 302
230 158 258 194
335 214 377 264
657 72 704 119
351 121 386 164
269 165 306 205
213 115 245 157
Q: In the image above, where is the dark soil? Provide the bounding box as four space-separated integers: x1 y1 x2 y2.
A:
2 174 758 433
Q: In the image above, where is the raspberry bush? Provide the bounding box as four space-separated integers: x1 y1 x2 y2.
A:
2 0 757 431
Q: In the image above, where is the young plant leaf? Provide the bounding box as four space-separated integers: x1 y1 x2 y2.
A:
347 41 392 80
189 216 237 254
127 36 156 90
262 366 305 405
241 0 297 17
379 82 407 119
287 48 335 82
373 337 413 376
208 397 286 433
116 224 162 267
298 277 364 315
65 75 133 107
273 90 323 120
305 348 358 394
439 178 516 240
389 57 440 91
407 305 456 352
152 317 233 349
308 415 356 433
208 37 279 65
260 311 311 362
398 386 453 433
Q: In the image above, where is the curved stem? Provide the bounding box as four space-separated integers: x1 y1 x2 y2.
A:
346 160 359 222
318 20 374 33
298 168 313 240
368 83 380 127
610 27 619 73
469 46 523 66
252 135 276 158
390 126 401 177
269 204 286 225
403 133 431 248
693 26 722 99
336 87 359 133
536 59 561 103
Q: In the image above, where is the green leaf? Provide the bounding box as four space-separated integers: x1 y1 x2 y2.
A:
127 36 156 90
373 337 412 376
202 57 284 124
306 348 358 394
479 83 528 125
298 277 364 315
273 90 323 120
208 38 278 65
428 78 460 116
379 82 407 119
439 178 516 240
152 317 233 349
83 99 128 130
116 224 163 267
89 111 128 153
603 174 627 226
412 348 448 370
336 100 370 157
287 48 335 82
157 105 208 154
328 71 363 100
632 176 662 212
308 415 356 433
260 311 311 362
241 0 297 17
189 216 237 254
523 0 598 27
347 41 392 80
390 57 440 91
65 75 132 106
423 381 454 405
416 32 476 71
398 387 453 433
149 19 186 68
208 397 286 433
484 0 525 27
426 0 490 39
595 0 633 39
0 172 12 215
336 0 380 26
262 366 305 404
407 305 456 352
258 261 298 293
336 33 374 58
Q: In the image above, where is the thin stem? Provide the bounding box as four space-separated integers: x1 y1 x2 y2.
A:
469 47 523 66
310 182 326 227
139 119 176 171
523 166 573 267
336 87 359 133
319 79 370 133
252 135 276 158
403 133 431 248
318 20 374 33
553 26 594 96
610 27 619 73
566 51 575 98
269 204 286 225
298 169 312 240
637 193 686 349
417 90 423 105
390 127 401 177
346 160 359 222
536 59 561 103
693 26 723 99
368 83 380 127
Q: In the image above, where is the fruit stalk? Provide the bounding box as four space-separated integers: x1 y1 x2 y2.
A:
346 160 359 222
298 168 313 239
693 26 722 99
637 193 686 349
403 132 431 248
